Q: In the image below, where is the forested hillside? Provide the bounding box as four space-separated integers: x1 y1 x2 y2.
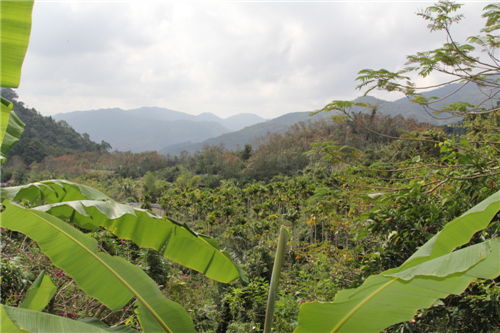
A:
0 88 102 167
1 2 500 333
160 81 488 155
3 87 498 332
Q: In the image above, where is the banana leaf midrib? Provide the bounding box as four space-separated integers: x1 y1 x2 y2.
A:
22 205 173 333
331 277 399 333
35 199 240 283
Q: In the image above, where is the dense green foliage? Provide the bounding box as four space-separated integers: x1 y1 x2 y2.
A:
2 1 500 332
0 88 102 166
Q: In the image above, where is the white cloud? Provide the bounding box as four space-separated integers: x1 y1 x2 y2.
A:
15 1 489 119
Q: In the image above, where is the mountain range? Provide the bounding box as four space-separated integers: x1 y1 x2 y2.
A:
53 107 266 152
54 82 492 154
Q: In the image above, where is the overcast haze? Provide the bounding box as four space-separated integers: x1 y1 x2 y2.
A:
15 1 488 119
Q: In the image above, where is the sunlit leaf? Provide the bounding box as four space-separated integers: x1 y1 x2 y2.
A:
0 1 34 88
34 199 244 283
19 271 57 311
2 305 139 333
78 318 139 333
0 97 13 146
1 179 112 203
0 105 25 164
1 200 196 333
294 191 500 333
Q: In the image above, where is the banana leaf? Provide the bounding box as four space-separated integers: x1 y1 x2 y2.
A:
1 305 24 333
1 179 112 203
1 305 139 333
295 238 500 333
0 0 32 164
19 271 57 311
78 318 139 333
33 199 244 283
294 190 500 333
0 1 34 88
398 189 500 270
0 103 25 163
1 200 196 333
1 97 13 146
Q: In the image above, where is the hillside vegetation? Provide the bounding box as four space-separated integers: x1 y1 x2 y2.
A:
1 1 500 333
0 88 102 169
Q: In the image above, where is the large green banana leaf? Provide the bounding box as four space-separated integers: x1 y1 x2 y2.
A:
1 97 13 146
1 101 25 164
398 189 500 270
1 179 112 203
1 305 139 333
0 1 34 88
0 0 32 163
33 199 244 283
1 305 24 333
294 190 500 333
19 271 57 311
1 200 196 333
78 317 139 333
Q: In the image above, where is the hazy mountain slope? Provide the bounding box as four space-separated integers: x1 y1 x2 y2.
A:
159 82 490 155
222 113 269 131
159 111 329 155
127 107 195 122
354 82 492 125
54 82 488 154
54 107 266 152
54 108 231 152
393 81 494 107
125 107 265 131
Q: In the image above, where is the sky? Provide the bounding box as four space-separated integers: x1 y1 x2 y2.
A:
14 0 489 119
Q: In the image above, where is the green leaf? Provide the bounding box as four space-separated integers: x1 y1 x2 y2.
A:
0 1 34 88
1 179 112 203
294 191 500 333
2 305 137 333
1 97 13 146
33 199 243 283
1 99 25 164
0 305 25 333
19 271 57 311
400 189 500 270
386 240 493 281
459 139 470 147
78 318 139 333
264 226 289 333
295 239 500 333
1 200 196 333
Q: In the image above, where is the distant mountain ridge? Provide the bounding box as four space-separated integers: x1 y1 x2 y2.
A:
124 107 265 131
353 81 494 124
159 82 490 155
54 82 490 154
54 107 266 153
159 111 330 155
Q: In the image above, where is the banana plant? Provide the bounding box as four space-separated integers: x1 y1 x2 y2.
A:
0 2 244 332
1 180 246 283
0 0 32 163
19 271 57 311
2 305 140 333
294 190 500 332
2 271 139 332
